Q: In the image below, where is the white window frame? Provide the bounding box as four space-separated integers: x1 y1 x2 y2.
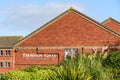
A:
6 50 10 56
6 62 10 68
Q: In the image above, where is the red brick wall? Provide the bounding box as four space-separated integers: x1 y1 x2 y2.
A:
15 49 64 69
103 20 120 34
15 11 120 69
0 49 15 74
18 11 120 47
15 48 97 69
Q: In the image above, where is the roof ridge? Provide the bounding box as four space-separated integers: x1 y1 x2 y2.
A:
102 17 120 24
110 18 120 25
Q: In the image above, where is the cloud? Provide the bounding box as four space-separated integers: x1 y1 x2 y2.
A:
0 2 84 36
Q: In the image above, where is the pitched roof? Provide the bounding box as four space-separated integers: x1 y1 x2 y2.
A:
102 17 120 25
15 8 120 46
102 17 120 34
0 36 23 49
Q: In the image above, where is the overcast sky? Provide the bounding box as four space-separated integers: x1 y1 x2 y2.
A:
0 0 120 36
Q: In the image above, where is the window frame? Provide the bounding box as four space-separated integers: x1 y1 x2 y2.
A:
6 62 10 68
0 50 3 56
6 50 10 56
64 48 78 60
0 62 2 68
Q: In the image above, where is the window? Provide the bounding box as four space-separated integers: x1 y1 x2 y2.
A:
6 62 10 68
64 48 78 60
0 62 2 68
6 50 10 56
0 50 3 56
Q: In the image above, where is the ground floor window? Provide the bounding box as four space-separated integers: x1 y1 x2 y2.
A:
64 48 78 59
6 62 10 68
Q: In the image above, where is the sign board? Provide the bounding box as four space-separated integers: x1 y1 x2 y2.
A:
23 53 58 60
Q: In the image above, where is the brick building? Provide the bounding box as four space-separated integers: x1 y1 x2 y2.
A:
0 36 23 74
102 17 120 34
0 8 120 74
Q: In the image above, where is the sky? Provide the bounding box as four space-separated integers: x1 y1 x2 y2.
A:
0 0 120 36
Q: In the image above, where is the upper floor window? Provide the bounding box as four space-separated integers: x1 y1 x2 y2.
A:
0 62 2 68
6 62 10 68
6 50 10 56
0 50 3 56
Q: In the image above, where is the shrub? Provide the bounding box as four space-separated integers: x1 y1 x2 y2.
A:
1 71 30 80
22 66 39 72
2 53 113 80
57 53 112 80
102 51 120 80
103 51 120 69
